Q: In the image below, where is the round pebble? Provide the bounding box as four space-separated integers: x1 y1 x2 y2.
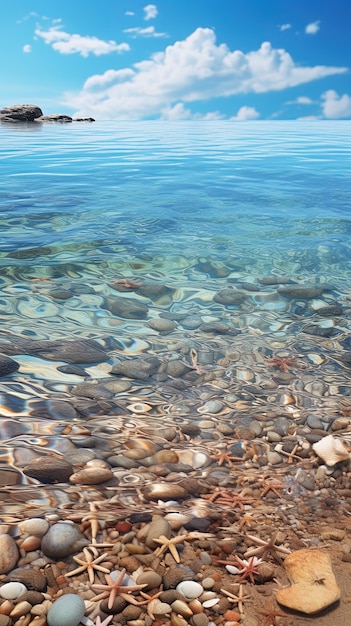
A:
176 581 204 599
41 523 88 559
18 518 50 537
0 535 19 574
0 582 27 600
47 594 85 626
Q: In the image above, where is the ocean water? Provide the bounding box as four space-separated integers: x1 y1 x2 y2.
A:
0 121 351 464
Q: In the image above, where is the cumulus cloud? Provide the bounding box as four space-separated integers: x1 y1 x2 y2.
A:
230 106 260 120
124 26 167 38
305 20 320 35
321 89 351 118
144 4 158 20
35 25 130 56
278 24 292 31
66 27 347 119
23 44 32 53
161 102 224 120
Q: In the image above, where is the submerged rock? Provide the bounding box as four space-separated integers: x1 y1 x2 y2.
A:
213 288 247 305
278 285 325 299
23 456 74 483
0 355 20 377
0 335 107 364
104 296 149 319
35 114 72 123
111 356 161 379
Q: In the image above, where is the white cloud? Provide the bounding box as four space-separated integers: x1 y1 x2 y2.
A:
278 24 292 31
84 69 135 90
321 89 351 118
286 95 314 105
305 20 320 35
144 4 158 20
297 115 320 120
124 26 167 38
125 11 135 16
35 25 130 57
66 27 347 119
230 105 260 120
161 102 224 120
23 44 32 53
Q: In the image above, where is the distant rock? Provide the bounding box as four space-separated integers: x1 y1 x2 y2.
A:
35 114 72 123
0 104 95 123
0 104 43 122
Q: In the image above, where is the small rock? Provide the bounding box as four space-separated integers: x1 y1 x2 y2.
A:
275 549 341 614
7 569 46 592
143 483 188 501
278 285 325 299
111 357 161 380
0 582 27 600
0 104 43 121
148 318 177 333
36 114 72 123
47 594 85 626
176 581 203 599
41 523 88 560
69 466 113 484
0 535 19 574
104 296 149 319
0 356 20 377
213 288 247 306
22 456 73 483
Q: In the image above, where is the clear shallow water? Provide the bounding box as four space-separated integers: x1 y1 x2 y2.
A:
0 121 351 499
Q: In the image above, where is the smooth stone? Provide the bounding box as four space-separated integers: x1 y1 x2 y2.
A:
71 382 114 399
199 400 223 414
153 450 179 464
0 356 20 377
278 285 325 299
176 581 204 599
47 594 85 626
267 451 283 465
213 288 247 305
276 549 341 614
166 361 190 377
144 483 188 501
199 321 236 334
48 289 73 300
22 456 73 483
111 357 161 380
306 415 325 430
148 318 177 333
0 535 19 574
136 571 162 589
0 336 107 364
104 296 149 319
145 518 172 549
41 523 88 559
0 582 27 600
69 466 114 484
181 315 203 329
18 518 49 537
7 569 46 591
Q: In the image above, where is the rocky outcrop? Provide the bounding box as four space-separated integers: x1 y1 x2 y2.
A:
35 114 72 123
0 104 95 123
0 104 43 122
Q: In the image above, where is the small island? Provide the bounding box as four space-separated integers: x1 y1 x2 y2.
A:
0 103 94 123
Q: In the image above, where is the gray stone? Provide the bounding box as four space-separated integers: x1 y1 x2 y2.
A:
148 318 177 333
36 114 72 123
41 523 88 560
0 104 43 121
0 355 19 377
0 336 107 364
111 356 161 380
71 382 115 399
278 285 325 299
104 296 149 319
213 288 247 305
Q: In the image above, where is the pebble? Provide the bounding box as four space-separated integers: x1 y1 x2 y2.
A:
18 519 50 537
7 569 47 592
0 583 27 600
176 581 204 599
0 535 18 574
22 456 73 483
143 483 188 501
41 523 88 559
47 594 85 626
69 466 114 484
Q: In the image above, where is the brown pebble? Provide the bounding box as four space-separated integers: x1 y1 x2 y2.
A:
224 610 240 622
0 616 10 626
154 450 179 464
14 592 44 606
22 456 73 483
100 596 127 614
144 483 188 501
9 601 32 618
119 604 143 625
8 570 46 592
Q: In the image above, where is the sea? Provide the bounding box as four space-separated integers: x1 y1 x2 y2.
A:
0 121 351 499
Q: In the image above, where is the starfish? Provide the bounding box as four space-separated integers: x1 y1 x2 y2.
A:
153 532 214 563
244 533 291 564
260 478 284 499
137 589 164 620
81 616 113 626
65 547 111 584
202 487 254 510
215 555 262 584
257 600 289 626
91 568 147 610
220 584 250 614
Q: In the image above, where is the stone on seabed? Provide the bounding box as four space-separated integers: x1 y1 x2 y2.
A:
275 548 341 614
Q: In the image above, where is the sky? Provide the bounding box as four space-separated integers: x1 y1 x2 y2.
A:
1 0 351 120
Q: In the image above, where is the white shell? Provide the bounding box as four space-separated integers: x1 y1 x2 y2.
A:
202 598 220 608
313 435 350 466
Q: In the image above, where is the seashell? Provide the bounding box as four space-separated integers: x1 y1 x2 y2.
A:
312 435 350 466
164 512 192 530
176 581 204 599
127 403 153 413
18 518 49 538
171 600 193 617
9 600 32 618
202 598 220 608
69 467 113 484
148 599 171 617
143 483 188 501
0 582 27 600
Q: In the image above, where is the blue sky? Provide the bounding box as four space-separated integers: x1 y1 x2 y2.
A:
1 0 351 120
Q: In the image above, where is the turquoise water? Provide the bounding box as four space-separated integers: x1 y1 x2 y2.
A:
0 120 351 497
